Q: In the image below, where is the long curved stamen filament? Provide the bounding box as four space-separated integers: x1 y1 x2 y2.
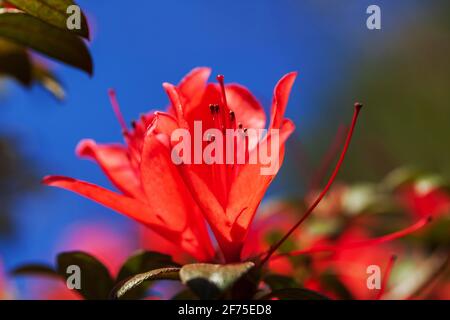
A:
376 255 397 300
217 74 231 128
259 103 363 267
108 89 128 133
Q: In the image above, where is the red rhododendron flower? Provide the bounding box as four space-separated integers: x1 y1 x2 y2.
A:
43 67 297 263
310 228 400 300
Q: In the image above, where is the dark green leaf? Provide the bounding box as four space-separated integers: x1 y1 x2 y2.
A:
171 289 199 300
12 264 59 277
319 271 354 300
0 10 93 75
114 250 180 300
116 250 180 283
32 61 65 100
264 274 298 290
6 0 89 38
179 262 255 300
0 38 31 85
261 288 330 300
382 167 422 190
110 267 180 299
57 251 114 300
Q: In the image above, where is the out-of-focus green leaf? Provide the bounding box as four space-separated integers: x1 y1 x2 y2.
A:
263 274 298 290
12 264 59 277
32 61 65 100
57 251 114 300
319 271 354 300
260 288 329 300
0 38 31 85
110 267 180 300
6 0 89 38
342 183 394 215
0 9 92 75
382 167 423 191
171 289 199 300
179 262 255 300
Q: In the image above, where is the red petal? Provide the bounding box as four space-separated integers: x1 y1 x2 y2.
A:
42 176 164 228
178 164 229 232
269 72 297 129
225 84 266 129
43 175 214 261
227 119 295 246
76 139 144 199
178 67 211 113
163 82 189 128
183 83 222 131
140 134 191 230
140 132 215 259
150 111 179 136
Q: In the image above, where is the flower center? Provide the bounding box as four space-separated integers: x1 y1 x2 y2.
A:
203 75 251 206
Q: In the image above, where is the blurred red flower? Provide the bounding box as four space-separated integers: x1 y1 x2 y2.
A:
29 222 136 300
0 259 9 300
398 183 450 219
310 228 400 300
43 67 296 263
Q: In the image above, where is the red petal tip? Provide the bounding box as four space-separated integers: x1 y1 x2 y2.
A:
42 175 75 185
75 139 96 157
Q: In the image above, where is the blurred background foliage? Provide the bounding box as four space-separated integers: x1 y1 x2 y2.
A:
0 0 91 239
0 135 37 237
0 0 92 100
325 1 450 182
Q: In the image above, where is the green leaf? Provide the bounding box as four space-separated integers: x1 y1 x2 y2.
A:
6 0 89 38
116 250 180 283
179 262 255 300
0 9 93 75
319 271 354 300
110 267 180 300
57 251 114 300
263 274 298 291
32 61 65 100
171 289 199 300
382 167 423 191
114 250 180 300
0 38 32 85
12 264 59 277
261 288 330 300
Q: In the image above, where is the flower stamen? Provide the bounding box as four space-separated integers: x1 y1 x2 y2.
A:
376 255 397 300
108 88 128 134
